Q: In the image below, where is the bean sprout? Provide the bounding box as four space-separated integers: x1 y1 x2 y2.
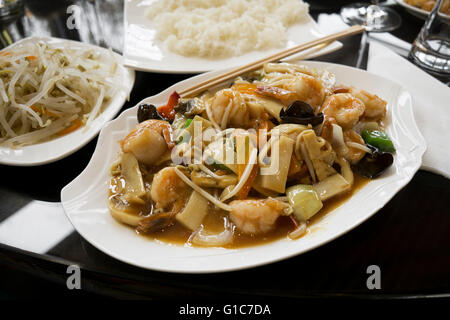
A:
0 40 123 146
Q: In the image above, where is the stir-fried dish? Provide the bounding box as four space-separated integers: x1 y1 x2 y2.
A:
109 63 395 248
405 0 450 14
0 40 123 147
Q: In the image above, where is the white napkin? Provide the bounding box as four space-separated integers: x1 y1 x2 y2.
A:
317 13 411 56
368 42 450 179
317 13 348 33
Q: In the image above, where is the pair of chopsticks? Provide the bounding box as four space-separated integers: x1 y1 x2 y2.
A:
179 25 365 98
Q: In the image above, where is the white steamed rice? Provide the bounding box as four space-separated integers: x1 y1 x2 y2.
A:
146 0 309 58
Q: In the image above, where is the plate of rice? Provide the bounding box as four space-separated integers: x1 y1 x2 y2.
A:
124 0 343 73
0 37 135 166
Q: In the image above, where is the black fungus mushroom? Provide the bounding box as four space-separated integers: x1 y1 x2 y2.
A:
175 98 204 117
137 212 175 233
280 100 324 126
357 151 394 179
175 99 195 116
137 104 165 123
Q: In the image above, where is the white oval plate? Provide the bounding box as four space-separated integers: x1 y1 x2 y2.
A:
61 61 426 273
123 0 342 73
0 37 135 166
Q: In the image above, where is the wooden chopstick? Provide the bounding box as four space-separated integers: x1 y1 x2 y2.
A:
179 25 365 98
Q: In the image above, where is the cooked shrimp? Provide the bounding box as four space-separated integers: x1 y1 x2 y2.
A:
320 93 365 129
121 120 174 165
343 129 366 164
263 62 319 77
349 87 386 120
210 88 250 129
280 73 325 108
150 167 190 211
229 198 285 234
258 73 326 108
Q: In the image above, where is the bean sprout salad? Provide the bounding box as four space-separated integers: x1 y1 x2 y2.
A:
0 40 124 147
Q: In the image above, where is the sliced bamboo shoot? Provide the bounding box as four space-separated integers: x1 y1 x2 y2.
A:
260 135 294 193
252 173 280 197
108 201 141 227
313 173 351 201
176 191 209 231
121 152 146 200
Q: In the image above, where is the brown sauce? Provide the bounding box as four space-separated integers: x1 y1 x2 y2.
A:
110 172 369 248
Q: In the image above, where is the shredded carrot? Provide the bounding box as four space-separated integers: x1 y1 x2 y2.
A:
237 163 245 178
237 165 258 199
0 52 10 56
255 118 273 148
30 105 40 113
157 91 179 121
26 55 38 61
58 119 83 136
44 109 60 118
30 105 60 118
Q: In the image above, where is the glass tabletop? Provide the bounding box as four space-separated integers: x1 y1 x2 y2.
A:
0 0 449 300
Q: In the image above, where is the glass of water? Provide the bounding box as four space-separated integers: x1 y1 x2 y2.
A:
409 0 450 78
340 1 402 32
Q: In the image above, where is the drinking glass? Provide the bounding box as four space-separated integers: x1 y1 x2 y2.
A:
409 0 450 77
340 1 401 32
341 1 402 68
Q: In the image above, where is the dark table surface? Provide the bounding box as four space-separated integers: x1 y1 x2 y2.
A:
0 0 449 300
